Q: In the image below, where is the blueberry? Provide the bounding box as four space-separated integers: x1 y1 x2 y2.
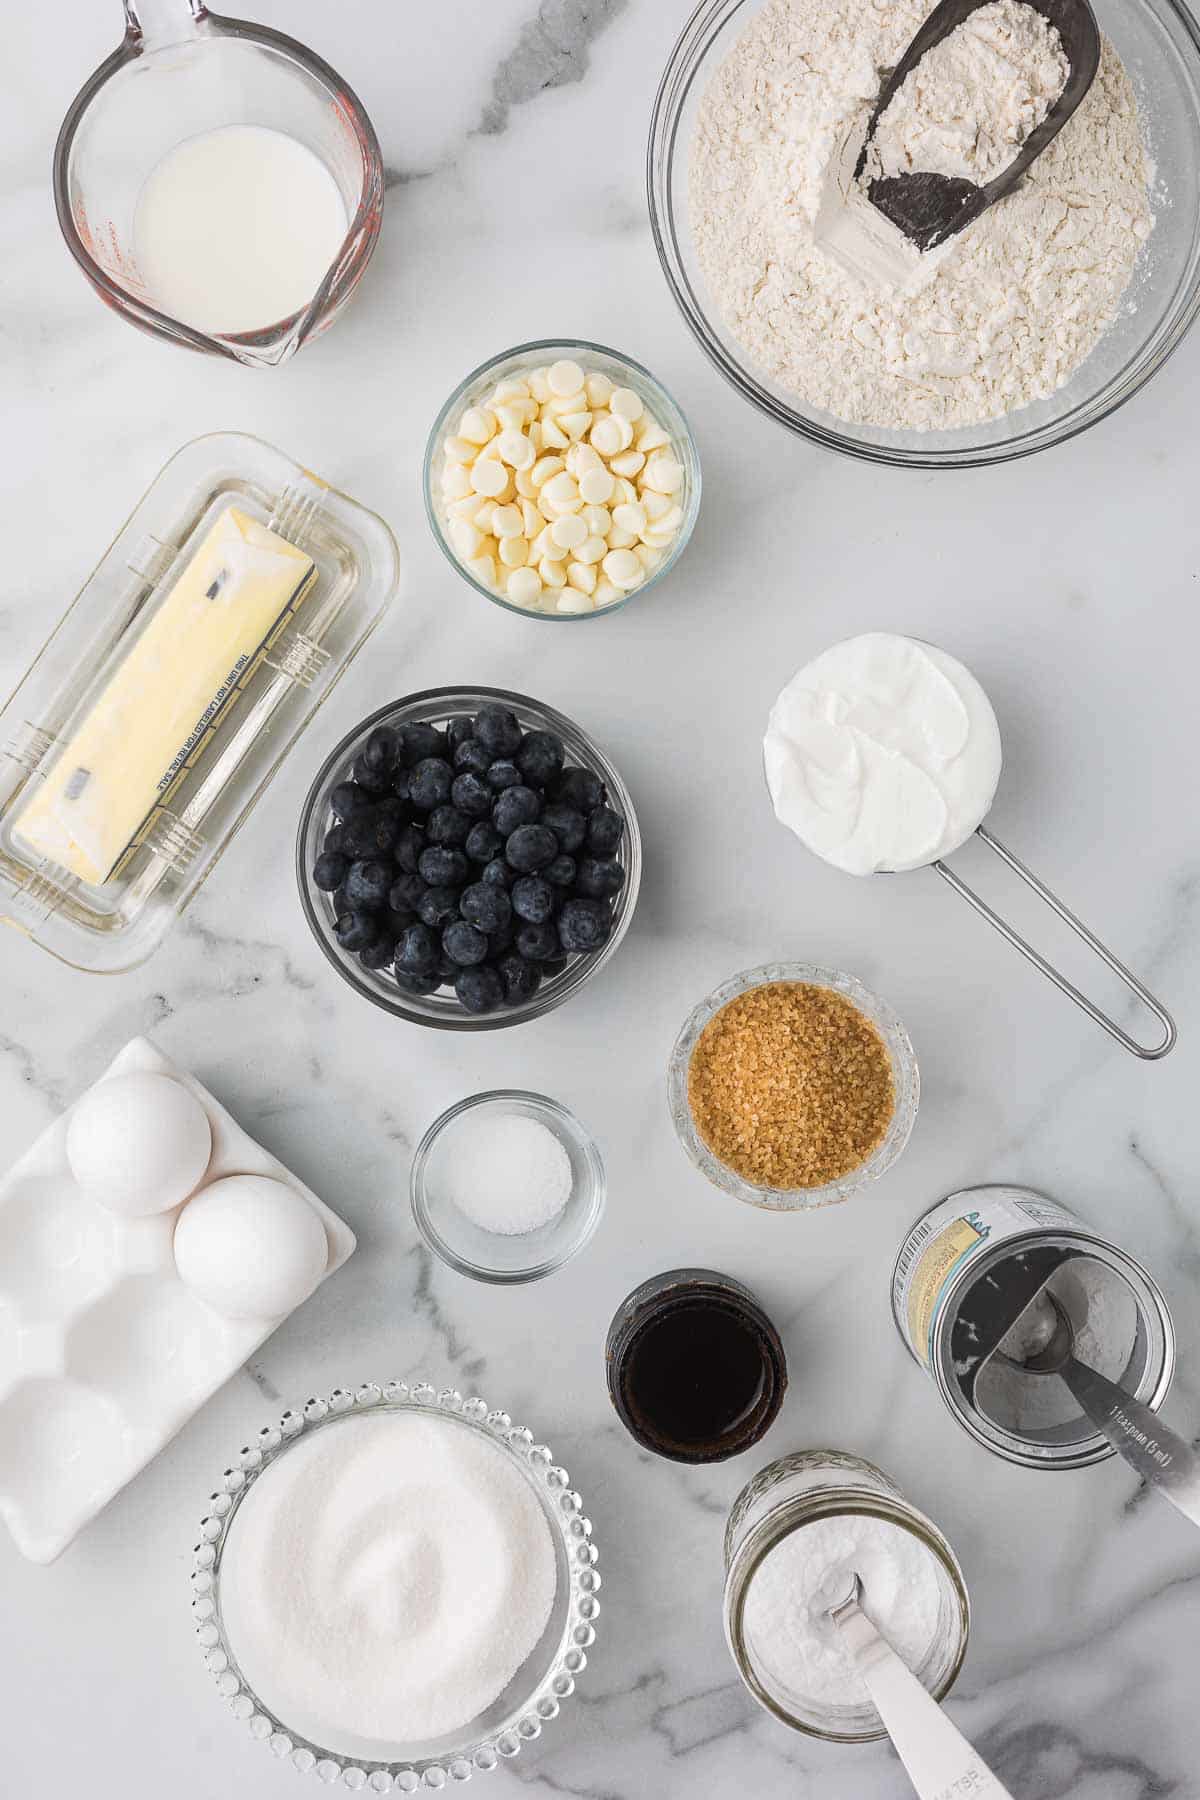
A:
576 856 625 900
335 911 379 952
369 799 406 852
493 786 542 836
395 970 441 997
488 918 516 956
344 860 392 910
419 846 469 888
587 805 624 855
399 722 447 766
313 851 349 893
460 882 512 934
391 765 412 804
386 906 417 938
453 739 493 778
329 781 370 821
516 731 565 789
417 885 464 928
435 953 460 985
451 773 494 819
540 804 587 853
498 953 541 1004
474 705 522 758
556 767 605 812
396 923 438 975
455 965 505 1014
447 716 476 755
417 885 462 929
482 858 516 890
466 822 503 864
517 921 560 961
558 898 612 953
443 920 489 967
544 854 576 888
427 805 472 848
511 876 555 924
341 809 395 859
486 759 522 792
351 754 393 796
363 725 400 772
358 936 397 972
394 825 426 875
506 824 558 873
323 823 347 856
409 758 453 811
390 870 426 912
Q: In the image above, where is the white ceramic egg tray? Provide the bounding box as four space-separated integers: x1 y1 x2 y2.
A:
0 1037 355 1564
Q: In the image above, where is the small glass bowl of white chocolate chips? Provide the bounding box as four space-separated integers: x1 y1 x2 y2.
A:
425 340 700 618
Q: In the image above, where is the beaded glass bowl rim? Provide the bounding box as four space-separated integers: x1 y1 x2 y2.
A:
410 1090 607 1285
667 962 920 1211
295 686 642 1031
422 337 702 621
190 1382 601 1790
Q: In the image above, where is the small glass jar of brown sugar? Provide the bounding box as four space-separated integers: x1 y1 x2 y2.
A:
606 1269 787 1462
668 964 919 1211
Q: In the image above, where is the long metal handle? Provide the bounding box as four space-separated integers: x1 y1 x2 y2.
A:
829 1582 1017 1800
934 827 1176 1061
1062 1358 1200 1530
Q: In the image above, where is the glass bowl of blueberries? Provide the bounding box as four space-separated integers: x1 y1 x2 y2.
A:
297 688 641 1027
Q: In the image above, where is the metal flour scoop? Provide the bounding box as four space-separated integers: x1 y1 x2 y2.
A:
817 0 1100 281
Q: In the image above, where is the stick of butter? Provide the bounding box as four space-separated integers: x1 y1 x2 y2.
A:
16 507 316 885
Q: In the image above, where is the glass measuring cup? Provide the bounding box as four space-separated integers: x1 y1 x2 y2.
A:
53 0 384 366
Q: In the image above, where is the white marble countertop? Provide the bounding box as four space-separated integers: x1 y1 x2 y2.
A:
3 1 1199 1794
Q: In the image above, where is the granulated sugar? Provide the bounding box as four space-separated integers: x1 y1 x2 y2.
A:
866 0 1069 185
218 1412 558 1746
690 0 1154 430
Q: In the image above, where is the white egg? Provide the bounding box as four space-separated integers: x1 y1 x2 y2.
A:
174 1175 329 1321
66 1072 213 1217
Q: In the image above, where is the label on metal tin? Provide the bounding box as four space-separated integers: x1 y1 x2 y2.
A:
893 1187 1079 1371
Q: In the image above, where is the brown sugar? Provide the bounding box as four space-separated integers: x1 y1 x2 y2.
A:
686 982 895 1189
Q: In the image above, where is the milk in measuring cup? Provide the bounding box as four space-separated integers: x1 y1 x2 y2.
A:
134 125 348 334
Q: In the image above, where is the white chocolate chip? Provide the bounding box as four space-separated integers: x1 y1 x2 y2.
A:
521 498 544 538
556 589 594 614
507 566 542 607
611 476 639 507
533 526 566 562
470 460 510 499
542 471 580 509
459 407 497 444
635 544 663 571
493 376 531 403
530 455 565 489
567 560 597 595
576 535 607 565
444 435 478 464
527 367 552 402
442 463 473 500
644 454 683 494
515 469 537 500
637 419 670 454
593 578 623 606
491 504 523 539
541 419 570 451
550 513 588 552
496 429 535 470
589 415 625 458
583 504 612 536
448 495 481 524
450 519 483 559
642 490 674 521
612 502 647 537
610 450 646 480
540 557 568 590
467 553 497 589
578 466 615 506
585 372 614 407
499 535 529 569
548 359 586 397
603 548 643 588
558 411 593 442
610 386 645 423
472 500 499 532
607 526 638 550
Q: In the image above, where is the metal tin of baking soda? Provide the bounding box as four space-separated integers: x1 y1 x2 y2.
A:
892 1185 1175 1469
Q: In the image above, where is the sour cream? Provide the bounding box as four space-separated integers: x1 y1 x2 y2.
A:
764 633 1002 876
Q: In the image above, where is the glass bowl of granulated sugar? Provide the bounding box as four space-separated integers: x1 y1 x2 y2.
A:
650 0 1200 467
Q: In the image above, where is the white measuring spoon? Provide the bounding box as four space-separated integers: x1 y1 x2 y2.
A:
825 1576 1017 1800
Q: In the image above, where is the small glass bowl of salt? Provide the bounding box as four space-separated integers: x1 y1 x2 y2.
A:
411 1091 605 1283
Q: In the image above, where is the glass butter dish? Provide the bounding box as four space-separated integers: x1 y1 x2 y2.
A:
0 433 399 972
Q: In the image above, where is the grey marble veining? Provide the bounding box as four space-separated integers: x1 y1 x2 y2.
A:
2 0 1199 1796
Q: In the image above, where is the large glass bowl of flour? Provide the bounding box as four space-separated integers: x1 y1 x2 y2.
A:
649 0 1200 466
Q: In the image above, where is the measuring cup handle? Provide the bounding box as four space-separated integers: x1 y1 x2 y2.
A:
933 828 1177 1061
123 0 207 49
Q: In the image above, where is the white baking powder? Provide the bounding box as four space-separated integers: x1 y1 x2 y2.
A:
867 0 1068 185
743 1513 944 1709
218 1413 558 1746
690 0 1153 430
441 1111 573 1236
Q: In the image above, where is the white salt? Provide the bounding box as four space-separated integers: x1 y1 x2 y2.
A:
443 1111 573 1236
218 1412 558 1747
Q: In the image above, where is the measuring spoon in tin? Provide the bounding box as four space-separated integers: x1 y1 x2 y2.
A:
824 1576 1017 1800
998 1292 1200 1529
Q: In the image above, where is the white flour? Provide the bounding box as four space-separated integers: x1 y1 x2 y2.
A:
866 0 1069 185
690 0 1154 431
